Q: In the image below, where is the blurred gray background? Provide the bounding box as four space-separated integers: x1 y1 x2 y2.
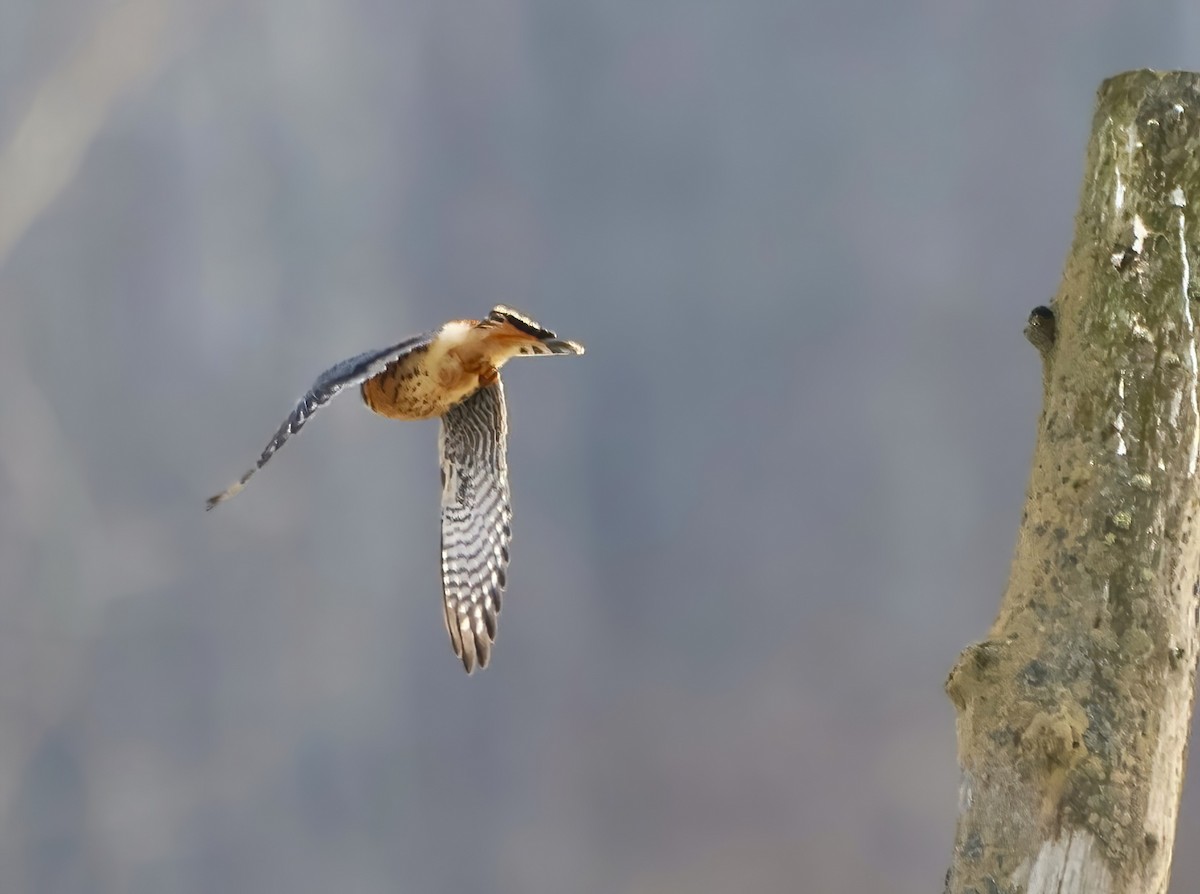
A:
1 1 1199 891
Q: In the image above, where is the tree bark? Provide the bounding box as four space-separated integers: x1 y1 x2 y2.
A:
945 70 1200 894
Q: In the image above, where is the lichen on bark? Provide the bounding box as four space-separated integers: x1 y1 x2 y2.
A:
945 70 1200 894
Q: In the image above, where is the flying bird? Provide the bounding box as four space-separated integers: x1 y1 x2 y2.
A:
206 306 584 672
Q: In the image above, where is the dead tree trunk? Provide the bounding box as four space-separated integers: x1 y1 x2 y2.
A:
945 70 1200 894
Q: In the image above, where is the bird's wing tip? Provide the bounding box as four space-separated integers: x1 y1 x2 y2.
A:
205 481 245 510
458 647 476 674
451 625 493 674
545 338 585 356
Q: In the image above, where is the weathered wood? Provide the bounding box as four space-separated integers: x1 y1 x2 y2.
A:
945 70 1200 894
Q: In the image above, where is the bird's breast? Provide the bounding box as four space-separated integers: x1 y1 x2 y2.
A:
360 349 483 420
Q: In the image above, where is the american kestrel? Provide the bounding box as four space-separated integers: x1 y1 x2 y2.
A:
206 305 584 672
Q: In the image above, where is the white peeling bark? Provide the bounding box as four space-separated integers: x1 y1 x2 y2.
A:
945 70 1200 894
1026 830 1113 894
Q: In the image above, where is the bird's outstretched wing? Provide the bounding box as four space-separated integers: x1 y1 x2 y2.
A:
206 333 435 509
438 379 512 672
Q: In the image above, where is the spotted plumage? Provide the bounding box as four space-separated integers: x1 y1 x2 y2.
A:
207 306 584 672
